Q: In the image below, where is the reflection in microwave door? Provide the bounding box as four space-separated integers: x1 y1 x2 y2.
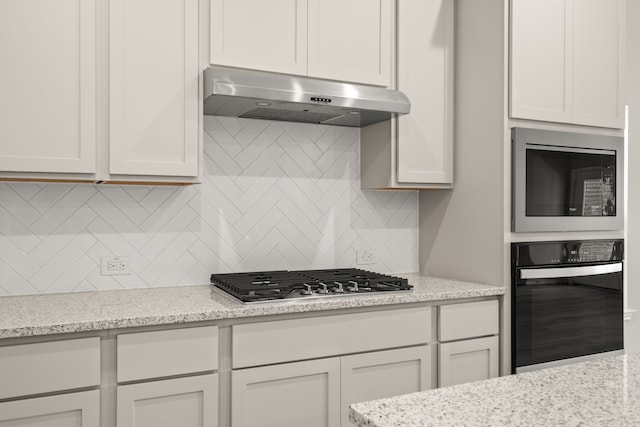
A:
580 178 615 217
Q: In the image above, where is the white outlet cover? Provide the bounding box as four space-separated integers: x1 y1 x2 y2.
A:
356 250 376 265
101 256 131 276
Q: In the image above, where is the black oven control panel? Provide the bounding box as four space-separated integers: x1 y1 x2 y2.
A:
512 239 623 267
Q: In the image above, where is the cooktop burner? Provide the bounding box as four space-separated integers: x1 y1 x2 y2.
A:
210 268 412 304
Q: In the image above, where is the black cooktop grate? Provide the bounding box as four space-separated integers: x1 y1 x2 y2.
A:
210 268 411 303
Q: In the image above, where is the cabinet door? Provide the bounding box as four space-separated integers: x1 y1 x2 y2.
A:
572 0 624 128
109 0 199 178
396 0 454 184
0 390 99 427
0 0 96 174
510 0 572 123
210 0 307 76
307 0 392 86
341 346 432 427
117 374 218 427
232 358 340 427
439 336 499 388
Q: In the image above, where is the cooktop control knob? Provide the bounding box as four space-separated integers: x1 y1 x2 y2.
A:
318 283 329 294
347 281 359 292
333 282 344 293
301 284 313 295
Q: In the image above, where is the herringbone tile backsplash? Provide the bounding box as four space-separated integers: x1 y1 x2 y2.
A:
0 117 418 295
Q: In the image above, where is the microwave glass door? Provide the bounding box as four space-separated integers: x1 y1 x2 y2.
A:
526 146 616 218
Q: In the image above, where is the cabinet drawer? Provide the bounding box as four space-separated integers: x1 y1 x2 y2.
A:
439 300 499 342
0 337 100 400
117 326 218 382
233 307 431 368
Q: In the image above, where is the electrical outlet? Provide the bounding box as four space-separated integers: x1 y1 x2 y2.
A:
356 249 376 265
101 256 131 276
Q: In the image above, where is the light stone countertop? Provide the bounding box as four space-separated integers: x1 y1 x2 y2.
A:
0 273 503 339
350 352 640 427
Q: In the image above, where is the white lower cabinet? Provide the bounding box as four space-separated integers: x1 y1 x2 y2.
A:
231 307 433 427
437 300 500 388
0 390 100 427
117 374 218 427
340 346 432 426
232 358 341 427
439 336 499 387
232 345 431 427
0 337 101 427
116 326 219 427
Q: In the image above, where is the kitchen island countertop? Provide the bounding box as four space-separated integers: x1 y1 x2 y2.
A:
0 273 503 339
350 352 640 427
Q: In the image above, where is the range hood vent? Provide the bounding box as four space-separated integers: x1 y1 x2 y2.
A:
203 67 410 127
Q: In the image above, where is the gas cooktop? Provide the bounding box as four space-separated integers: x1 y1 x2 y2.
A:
210 268 412 304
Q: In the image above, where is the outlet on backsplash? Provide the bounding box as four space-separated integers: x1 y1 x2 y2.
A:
356 249 376 265
101 256 131 276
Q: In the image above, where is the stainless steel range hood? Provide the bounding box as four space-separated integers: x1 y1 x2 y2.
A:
203 66 410 127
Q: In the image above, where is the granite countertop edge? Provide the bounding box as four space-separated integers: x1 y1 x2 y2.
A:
348 353 640 427
0 273 504 339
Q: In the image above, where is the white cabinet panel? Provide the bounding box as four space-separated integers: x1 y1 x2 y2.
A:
210 0 391 86
510 0 571 123
439 336 499 387
0 0 96 174
396 0 453 184
340 346 432 426
510 0 624 128
572 0 624 127
360 0 454 189
109 0 199 177
210 0 307 75
232 358 340 427
0 390 99 427
307 0 392 86
117 375 218 427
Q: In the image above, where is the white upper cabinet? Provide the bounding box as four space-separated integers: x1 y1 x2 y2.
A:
510 0 624 128
572 0 624 127
396 0 453 184
361 0 454 189
109 0 200 179
210 0 392 86
0 0 200 184
307 0 392 86
0 0 96 174
210 0 307 76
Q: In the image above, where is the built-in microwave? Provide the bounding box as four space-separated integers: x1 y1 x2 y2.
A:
512 127 624 232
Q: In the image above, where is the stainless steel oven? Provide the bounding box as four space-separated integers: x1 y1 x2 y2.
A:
512 127 624 232
512 239 624 373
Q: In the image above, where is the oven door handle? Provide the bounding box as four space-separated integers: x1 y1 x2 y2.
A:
520 262 623 280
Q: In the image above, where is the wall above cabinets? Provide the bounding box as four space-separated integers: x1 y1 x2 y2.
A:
0 0 201 185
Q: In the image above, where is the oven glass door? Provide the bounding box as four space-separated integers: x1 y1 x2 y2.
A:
526 145 616 218
514 263 623 370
